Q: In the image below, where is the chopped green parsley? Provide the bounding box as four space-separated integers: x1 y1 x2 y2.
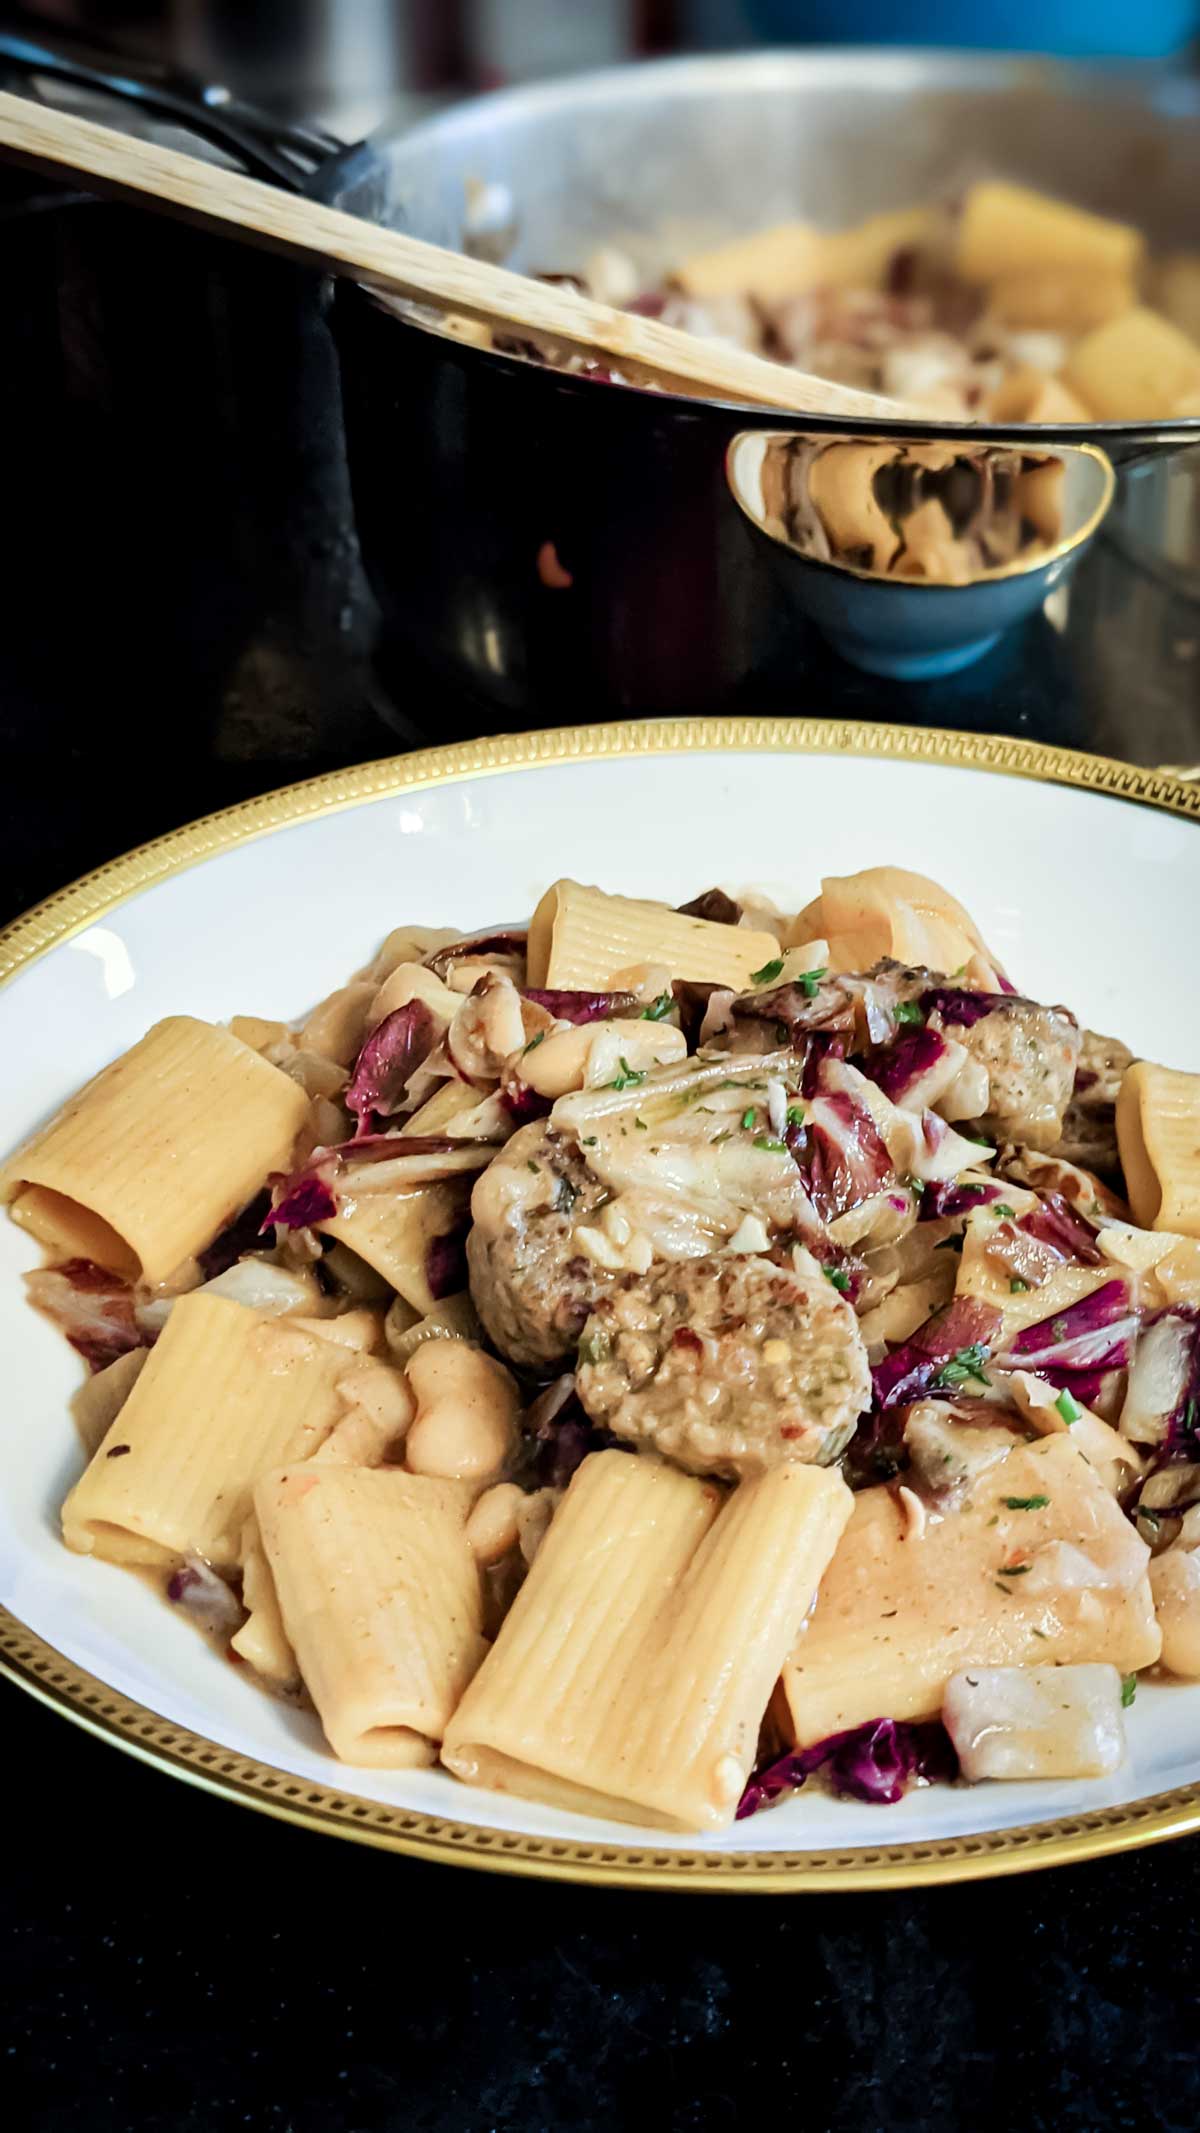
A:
754 1135 788 1153
1009 1277 1030 1293
798 967 827 999
1054 1389 1082 1425
894 1000 925 1026
749 957 784 986
741 1107 757 1130
640 991 674 1021
1002 1495 1050 1511
824 1267 852 1293
1121 1674 1137 1708
608 1057 647 1091
933 1343 991 1389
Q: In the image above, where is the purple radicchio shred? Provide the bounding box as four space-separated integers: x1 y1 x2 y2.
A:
798 1033 847 1097
522 988 639 1025
870 1026 949 1103
1073 1067 1099 1094
424 931 528 978
789 1089 893 1224
919 1178 1002 1221
24 1259 144 1373
872 1295 1003 1411
737 1719 958 1818
1152 1309 1200 1457
675 886 743 925
345 1001 437 1136
198 1191 275 1277
841 1404 910 1488
266 1171 339 1232
1020 1192 1104 1266
996 971 1018 995
426 1226 469 1302
1002 1281 1139 1387
919 987 1008 1029
500 1081 553 1126
526 1374 626 1488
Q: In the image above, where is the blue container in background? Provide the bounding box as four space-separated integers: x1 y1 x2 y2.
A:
745 1 1199 59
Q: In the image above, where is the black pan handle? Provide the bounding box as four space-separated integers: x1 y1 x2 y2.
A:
0 23 351 191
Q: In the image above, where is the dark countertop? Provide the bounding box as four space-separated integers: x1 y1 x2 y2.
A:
5 578 1200 2133
5 197 1200 2127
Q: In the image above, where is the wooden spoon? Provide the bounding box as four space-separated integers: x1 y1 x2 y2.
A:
0 88 908 421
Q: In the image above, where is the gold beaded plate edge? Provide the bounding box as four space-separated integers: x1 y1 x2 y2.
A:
2 716 1199 1892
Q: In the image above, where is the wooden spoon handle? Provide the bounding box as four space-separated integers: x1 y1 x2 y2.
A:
0 88 906 421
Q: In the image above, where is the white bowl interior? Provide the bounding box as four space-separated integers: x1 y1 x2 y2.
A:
2 744 1198 1856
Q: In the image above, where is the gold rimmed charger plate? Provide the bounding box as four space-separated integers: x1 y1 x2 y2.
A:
3 716 1200 1891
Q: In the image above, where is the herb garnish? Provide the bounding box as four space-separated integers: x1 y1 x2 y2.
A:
750 957 784 986
894 1000 925 1026
609 1057 647 1091
634 1117 648 1131
786 1105 805 1127
1054 1389 1082 1425
1121 1674 1137 1708
824 1267 852 1293
933 1343 991 1388
992 1202 1017 1220
1010 1277 1030 1293
641 992 674 1021
741 1107 757 1129
754 1135 788 1153
798 967 827 999
526 1160 540 1174
1002 1494 1050 1511
523 1030 546 1055
999 1561 1031 1576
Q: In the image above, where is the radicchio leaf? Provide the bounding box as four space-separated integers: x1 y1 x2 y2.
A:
345 1002 437 1136
790 1089 893 1224
737 1718 958 1818
872 1295 1003 1411
526 1374 625 1488
267 1171 339 1231
426 1226 469 1302
676 887 742 925
919 1178 1002 1221
920 986 1009 1029
1020 1192 1103 1266
197 1192 275 1277
425 931 527 978
24 1260 143 1373
522 988 639 1025
500 1080 554 1126
1003 1279 1138 1380
870 1027 949 1104
166 1556 243 1637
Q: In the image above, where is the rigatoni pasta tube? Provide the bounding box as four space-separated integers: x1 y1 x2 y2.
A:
61 1294 351 1569
1116 1061 1200 1235
526 880 779 993
955 181 1142 283
443 1452 720 1820
442 1453 852 1831
2 1017 307 1284
256 1464 483 1767
231 1513 296 1687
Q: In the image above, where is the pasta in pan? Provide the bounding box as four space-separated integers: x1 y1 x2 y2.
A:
15 863 1200 1829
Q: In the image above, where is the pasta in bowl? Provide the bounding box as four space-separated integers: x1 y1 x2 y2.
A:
7 820 1200 1846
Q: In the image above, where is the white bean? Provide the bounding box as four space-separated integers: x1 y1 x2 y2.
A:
465 1483 524 1565
405 1340 520 1484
